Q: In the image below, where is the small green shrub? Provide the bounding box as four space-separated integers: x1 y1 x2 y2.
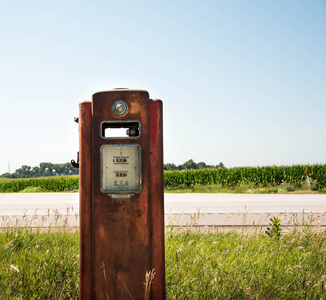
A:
19 186 45 193
283 184 296 192
265 216 282 239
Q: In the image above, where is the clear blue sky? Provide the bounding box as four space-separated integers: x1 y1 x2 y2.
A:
1 0 325 174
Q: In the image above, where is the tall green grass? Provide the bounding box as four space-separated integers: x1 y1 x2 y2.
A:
0 228 79 299
1 228 326 299
166 229 326 299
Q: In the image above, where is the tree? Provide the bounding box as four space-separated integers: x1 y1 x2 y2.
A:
217 162 225 169
164 163 178 171
15 165 32 178
39 162 54 176
31 166 40 177
197 162 207 169
0 172 13 178
0 161 79 178
183 159 197 170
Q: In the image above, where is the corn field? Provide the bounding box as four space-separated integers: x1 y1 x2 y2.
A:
0 176 79 193
0 165 325 192
164 164 326 189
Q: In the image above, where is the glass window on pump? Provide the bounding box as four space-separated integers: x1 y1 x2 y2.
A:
100 144 142 196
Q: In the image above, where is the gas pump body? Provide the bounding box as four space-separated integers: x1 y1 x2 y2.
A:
78 89 165 299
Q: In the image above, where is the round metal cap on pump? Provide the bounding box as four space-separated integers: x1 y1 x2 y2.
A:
112 100 128 116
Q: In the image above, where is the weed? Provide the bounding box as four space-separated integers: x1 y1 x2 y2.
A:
265 216 282 239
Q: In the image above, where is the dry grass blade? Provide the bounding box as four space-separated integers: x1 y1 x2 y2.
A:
101 260 109 300
144 268 156 300
115 274 134 300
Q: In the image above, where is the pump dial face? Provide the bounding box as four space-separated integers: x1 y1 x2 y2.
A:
101 144 141 193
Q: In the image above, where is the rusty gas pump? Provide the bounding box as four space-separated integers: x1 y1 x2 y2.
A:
74 89 165 299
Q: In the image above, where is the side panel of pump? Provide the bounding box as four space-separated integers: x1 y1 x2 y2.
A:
149 99 165 299
79 101 92 300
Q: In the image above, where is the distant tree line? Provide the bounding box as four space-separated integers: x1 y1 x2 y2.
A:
0 162 79 178
164 159 225 171
0 159 223 178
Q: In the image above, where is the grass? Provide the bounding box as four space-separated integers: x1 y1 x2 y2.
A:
1 227 326 299
166 228 326 299
0 228 79 299
165 182 326 194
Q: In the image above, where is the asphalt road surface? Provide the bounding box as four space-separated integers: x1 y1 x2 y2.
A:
1 193 326 227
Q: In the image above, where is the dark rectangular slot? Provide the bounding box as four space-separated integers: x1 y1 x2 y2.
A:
101 121 140 138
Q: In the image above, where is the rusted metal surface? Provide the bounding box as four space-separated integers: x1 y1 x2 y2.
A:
92 90 151 300
79 101 93 300
79 90 165 299
149 99 165 299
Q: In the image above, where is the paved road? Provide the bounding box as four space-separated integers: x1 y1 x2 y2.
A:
164 193 326 213
1 193 326 227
